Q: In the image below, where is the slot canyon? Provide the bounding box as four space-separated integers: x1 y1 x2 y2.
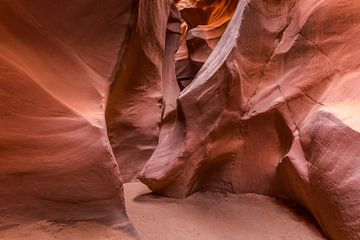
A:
0 0 360 239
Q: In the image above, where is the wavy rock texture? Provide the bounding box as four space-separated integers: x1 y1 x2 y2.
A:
175 0 238 89
140 0 360 239
106 0 182 182
0 1 148 238
1 0 360 239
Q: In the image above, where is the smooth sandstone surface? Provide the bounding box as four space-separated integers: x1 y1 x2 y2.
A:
1 0 360 239
0 1 141 238
175 0 238 89
106 0 182 182
140 0 360 239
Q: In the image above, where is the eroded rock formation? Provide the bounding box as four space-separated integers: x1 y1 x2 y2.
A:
106 1 182 182
1 0 360 239
175 0 239 89
0 1 139 237
140 0 360 239
0 1 178 238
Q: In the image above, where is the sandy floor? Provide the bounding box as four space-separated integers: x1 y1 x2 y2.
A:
124 182 326 240
0 182 326 240
0 221 134 240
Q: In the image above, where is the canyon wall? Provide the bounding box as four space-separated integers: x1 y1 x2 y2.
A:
1 0 360 240
140 0 360 239
106 1 181 182
0 0 177 238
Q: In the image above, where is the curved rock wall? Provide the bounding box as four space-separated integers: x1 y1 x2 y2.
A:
106 0 181 182
175 0 239 89
1 0 360 239
0 1 155 238
140 0 360 239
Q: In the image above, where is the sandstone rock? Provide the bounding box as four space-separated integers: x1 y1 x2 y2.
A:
106 0 182 182
0 1 140 238
140 0 360 239
175 0 239 89
1 0 360 239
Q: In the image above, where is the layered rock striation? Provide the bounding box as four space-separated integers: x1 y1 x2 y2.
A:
0 0 179 238
140 0 360 239
1 0 360 239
